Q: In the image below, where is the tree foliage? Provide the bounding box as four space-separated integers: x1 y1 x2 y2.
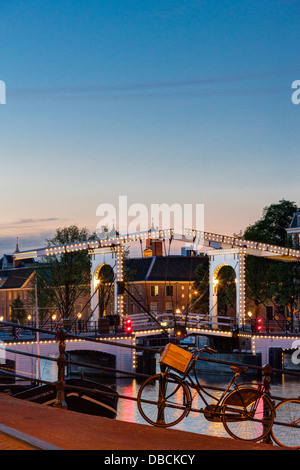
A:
243 199 300 326
244 199 298 246
36 225 96 320
192 200 300 327
192 257 209 315
10 296 27 325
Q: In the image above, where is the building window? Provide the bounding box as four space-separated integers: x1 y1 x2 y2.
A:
165 302 173 314
166 285 173 296
137 285 143 296
150 302 158 313
150 285 159 297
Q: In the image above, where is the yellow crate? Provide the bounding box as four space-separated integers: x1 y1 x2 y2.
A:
160 343 193 373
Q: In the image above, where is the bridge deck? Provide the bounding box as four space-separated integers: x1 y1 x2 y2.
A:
0 393 282 451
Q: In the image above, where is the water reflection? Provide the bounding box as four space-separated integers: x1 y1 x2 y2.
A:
38 359 300 438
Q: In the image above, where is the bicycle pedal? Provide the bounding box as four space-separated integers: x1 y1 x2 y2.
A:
204 405 223 422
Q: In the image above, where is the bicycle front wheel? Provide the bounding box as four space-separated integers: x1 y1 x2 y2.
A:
137 373 191 427
222 387 274 442
271 399 300 449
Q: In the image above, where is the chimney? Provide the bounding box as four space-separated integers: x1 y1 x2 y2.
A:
13 256 21 268
152 240 163 256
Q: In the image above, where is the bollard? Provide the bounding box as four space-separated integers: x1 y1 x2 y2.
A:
263 363 272 394
54 329 67 409
262 363 272 444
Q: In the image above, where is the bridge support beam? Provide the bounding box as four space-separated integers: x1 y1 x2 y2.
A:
90 246 124 324
208 248 246 329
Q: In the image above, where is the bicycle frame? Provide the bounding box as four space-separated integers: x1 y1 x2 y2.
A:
161 351 266 421
136 346 275 442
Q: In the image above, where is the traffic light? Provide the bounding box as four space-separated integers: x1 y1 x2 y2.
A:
124 318 132 334
256 317 263 332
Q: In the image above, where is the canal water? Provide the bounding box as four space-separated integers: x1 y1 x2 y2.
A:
38 357 300 439
115 374 300 438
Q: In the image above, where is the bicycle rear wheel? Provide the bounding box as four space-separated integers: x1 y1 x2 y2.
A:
222 387 274 442
137 373 191 427
271 399 300 449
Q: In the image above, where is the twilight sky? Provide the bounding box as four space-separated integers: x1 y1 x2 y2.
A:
0 0 299 256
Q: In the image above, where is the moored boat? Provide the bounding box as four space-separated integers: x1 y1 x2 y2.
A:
0 377 118 419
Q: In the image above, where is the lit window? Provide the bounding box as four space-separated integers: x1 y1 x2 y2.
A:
151 285 159 296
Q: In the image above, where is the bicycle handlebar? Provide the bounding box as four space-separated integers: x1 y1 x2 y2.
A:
197 345 217 355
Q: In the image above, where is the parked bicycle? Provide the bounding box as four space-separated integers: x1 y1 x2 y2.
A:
271 398 300 449
137 343 275 443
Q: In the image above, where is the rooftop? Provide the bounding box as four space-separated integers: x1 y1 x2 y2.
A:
125 255 206 282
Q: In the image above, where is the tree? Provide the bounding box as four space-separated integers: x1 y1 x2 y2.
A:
217 266 236 317
244 199 298 246
243 199 300 328
10 296 27 325
27 272 57 323
39 225 96 320
270 261 300 330
97 264 114 318
245 256 276 318
192 257 209 315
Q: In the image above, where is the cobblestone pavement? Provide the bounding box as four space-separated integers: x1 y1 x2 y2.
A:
0 394 285 451
0 434 31 450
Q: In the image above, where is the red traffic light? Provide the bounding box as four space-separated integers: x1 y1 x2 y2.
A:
125 318 132 333
257 318 263 331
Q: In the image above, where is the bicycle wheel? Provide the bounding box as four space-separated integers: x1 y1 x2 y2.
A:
137 373 191 427
271 399 300 449
221 387 274 442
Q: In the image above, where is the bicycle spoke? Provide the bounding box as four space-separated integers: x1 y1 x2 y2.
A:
137 373 190 427
272 399 300 449
222 389 274 441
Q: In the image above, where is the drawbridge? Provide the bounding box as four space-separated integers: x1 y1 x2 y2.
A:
14 228 300 334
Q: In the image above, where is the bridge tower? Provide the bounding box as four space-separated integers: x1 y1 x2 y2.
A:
207 248 246 329
90 246 124 323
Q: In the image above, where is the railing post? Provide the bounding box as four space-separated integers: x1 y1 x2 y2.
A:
54 329 67 409
262 363 273 444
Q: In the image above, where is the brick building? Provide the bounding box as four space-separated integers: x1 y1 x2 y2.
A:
124 254 206 316
0 267 35 320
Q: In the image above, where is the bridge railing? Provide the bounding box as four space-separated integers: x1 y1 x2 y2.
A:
109 312 236 332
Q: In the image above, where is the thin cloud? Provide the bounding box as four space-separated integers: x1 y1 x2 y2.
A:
0 217 66 229
9 217 62 225
8 66 297 101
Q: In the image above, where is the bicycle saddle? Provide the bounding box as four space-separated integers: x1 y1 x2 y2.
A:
231 366 248 374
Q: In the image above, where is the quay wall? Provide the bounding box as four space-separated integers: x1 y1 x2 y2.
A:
4 337 135 381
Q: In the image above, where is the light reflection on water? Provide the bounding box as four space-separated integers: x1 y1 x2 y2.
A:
39 358 300 438
116 377 229 438
116 374 300 438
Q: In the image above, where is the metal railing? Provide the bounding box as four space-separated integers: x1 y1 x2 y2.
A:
0 320 299 394
0 320 299 447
